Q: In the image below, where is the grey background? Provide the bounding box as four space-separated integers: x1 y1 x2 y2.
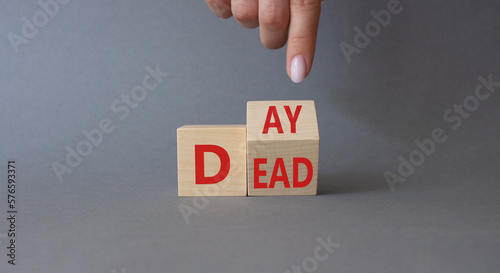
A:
1 0 500 272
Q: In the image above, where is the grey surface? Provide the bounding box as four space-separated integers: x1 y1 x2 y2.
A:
1 0 500 272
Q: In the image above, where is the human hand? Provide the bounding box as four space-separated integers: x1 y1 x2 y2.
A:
205 0 322 83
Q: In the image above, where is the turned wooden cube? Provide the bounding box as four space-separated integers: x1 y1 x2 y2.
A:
247 100 319 196
177 125 247 196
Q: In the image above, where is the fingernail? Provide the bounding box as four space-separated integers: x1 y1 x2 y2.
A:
291 55 306 83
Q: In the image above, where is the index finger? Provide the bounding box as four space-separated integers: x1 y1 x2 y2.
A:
286 0 321 83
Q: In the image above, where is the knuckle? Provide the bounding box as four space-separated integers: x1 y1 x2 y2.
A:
232 4 258 23
260 6 289 30
289 30 310 43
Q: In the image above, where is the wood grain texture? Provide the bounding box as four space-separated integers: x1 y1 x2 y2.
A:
177 125 247 196
247 101 319 196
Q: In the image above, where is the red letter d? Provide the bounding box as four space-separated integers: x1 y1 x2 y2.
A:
195 145 230 184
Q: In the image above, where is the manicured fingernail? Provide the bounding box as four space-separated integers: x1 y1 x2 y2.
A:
291 55 306 83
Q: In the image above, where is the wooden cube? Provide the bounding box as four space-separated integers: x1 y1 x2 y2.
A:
177 125 247 196
247 101 319 196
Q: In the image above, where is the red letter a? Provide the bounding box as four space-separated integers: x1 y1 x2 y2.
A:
262 106 283 134
269 158 290 189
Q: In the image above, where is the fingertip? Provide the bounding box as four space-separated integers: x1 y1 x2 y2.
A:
290 55 307 83
206 0 233 19
261 35 287 49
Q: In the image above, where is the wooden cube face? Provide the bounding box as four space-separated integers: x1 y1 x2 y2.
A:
177 125 247 196
247 101 319 196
